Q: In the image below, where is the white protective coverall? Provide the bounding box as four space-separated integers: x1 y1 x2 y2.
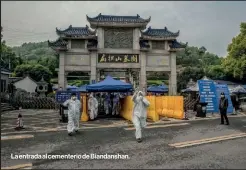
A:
132 91 150 139
63 98 81 133
112 93 120 115
88 94 99 120
104 93 111 115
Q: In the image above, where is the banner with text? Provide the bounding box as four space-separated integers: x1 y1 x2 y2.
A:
56 91 80 103
198 80 218 113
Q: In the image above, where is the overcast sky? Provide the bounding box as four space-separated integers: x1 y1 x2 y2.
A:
1 1 246 57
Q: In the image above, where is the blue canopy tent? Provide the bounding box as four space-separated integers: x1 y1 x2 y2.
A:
76 85 87 92
86 76 133 92
66 85 78 91
147 85 168 93
231 85 246 94
181 88 193 93
158 85 168 90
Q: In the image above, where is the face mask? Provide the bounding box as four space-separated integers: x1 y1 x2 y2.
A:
221 95 225 98
72 96 76 100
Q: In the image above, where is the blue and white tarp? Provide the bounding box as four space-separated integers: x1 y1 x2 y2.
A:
198 80 218 113
55 91 80 103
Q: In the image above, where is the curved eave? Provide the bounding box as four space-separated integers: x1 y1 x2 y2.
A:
85 25 96 35
141 35 178 40
56 25 96 38
169 42 188 52
49 46 68 51
48 40 68 51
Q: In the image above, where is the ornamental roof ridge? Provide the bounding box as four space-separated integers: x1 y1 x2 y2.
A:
55 25 96 37
142 26 180 37
86 13 151 23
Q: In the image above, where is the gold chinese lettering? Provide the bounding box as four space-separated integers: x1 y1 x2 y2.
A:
123 55 129 63
108 54 111 61
110 55 115 61
99 54 106 62
131 55 138 63
116 56 122 62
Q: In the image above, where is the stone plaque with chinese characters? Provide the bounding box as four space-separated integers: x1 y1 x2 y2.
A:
66 55 90 65
98 54 139 63
104 28 133 48
147 55 169 66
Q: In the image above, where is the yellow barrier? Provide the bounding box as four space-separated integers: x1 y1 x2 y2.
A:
172 96 184 119
159 96 184 119
155 96 163 115
81 95 89 122
161 96 168 117
120 96 133 121
120 96 160 122
166 96 174 118
146 96 159 122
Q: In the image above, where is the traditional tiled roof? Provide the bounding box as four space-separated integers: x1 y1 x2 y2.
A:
86 13 150 28
169 40 187 49
87 13 150 23
142 26 179 40
48 39 68 50
56 25 96 38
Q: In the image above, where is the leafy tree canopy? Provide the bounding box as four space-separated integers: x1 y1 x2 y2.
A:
14 64 52 82
222 22 246 81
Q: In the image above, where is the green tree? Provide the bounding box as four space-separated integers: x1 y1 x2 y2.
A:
207 65 226 80
222 22 246 81
1 27 23 71
177 66 205 92
14 64 52 82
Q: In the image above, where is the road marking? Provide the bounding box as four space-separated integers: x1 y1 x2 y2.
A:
1 128 59 135
169 133 246 148
124 123 190 130
1 163 32 169
1 124 126 135
1 135 34 141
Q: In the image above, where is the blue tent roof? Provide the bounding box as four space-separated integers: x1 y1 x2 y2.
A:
158 84 168 90
76 85 87 92
147 85 168 93
86 76 133 92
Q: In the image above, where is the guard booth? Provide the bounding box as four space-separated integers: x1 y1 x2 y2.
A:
55 91 81 123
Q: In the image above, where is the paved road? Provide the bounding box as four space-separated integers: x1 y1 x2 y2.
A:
1 110 246 169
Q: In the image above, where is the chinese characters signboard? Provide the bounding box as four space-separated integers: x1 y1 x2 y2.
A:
55 91 80 103
98 54 139 63
198 80 218 113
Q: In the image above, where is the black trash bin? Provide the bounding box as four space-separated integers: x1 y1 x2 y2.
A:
60 104 68 123
196 102 208 117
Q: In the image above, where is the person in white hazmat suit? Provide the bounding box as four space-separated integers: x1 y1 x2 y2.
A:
88 93 99 120
63 93 82 136
112 93 120 116
132 90 150 143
